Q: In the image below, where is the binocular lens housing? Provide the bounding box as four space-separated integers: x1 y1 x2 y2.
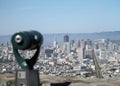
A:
11 31 43 50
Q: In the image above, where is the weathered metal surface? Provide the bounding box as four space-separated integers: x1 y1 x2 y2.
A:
11 30 43 70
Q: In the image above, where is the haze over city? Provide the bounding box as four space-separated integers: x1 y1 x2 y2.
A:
0 0 120 35
1 1 120 86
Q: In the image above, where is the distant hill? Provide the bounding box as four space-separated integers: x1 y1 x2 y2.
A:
92 31 120 40
67 31 120 41
0 31 120 45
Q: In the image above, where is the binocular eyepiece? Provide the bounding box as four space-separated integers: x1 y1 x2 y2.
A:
11 30 43 50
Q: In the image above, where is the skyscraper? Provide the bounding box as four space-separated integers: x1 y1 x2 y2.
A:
63 35 70 53
53 36 58 48
77 47 84 64
64 35 69 42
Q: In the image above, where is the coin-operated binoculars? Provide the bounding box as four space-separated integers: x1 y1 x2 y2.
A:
11 30 43 86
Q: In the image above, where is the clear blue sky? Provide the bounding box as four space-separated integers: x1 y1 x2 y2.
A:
0 0 120 35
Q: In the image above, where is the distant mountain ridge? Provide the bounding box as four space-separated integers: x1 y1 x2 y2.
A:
0 31 120 45
0 31 120 36
92 31 120 40
94 31 120 35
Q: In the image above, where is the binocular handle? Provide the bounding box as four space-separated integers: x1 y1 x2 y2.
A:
13 46 40 70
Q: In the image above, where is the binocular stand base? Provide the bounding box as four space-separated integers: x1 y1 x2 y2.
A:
15 70 41 86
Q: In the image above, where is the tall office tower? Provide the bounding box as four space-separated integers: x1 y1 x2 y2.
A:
77 40 81 48
84 39 92 59
64 35 69 42
81 40 86 58
63 35 70 53
76 40 86 63
94 41 99 50
84 48 93 59
80 40 93 59
81 40 86 49
53 36 58 48
70 40 75 48
86 39 92 49
77 47 84 64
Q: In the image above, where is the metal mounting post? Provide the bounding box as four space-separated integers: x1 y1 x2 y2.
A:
11 30 43 86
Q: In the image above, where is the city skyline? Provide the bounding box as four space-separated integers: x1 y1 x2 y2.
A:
0 0 120 35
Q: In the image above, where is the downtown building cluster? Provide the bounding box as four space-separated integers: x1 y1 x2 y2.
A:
0 36 120 79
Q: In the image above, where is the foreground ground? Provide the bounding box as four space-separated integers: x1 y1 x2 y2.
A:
0 73 120 86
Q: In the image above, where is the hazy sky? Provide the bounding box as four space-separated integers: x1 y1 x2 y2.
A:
0 0 120 35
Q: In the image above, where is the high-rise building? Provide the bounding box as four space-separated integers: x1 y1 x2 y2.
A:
45 49 53 57
53 36 58 48
85 39 92 49
84 39 93 58
70 40 75 48
64 35 69 42
84 48 93 59
77 40 81 48
81 40 86 49
63 35 70 53
77 47 84 64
